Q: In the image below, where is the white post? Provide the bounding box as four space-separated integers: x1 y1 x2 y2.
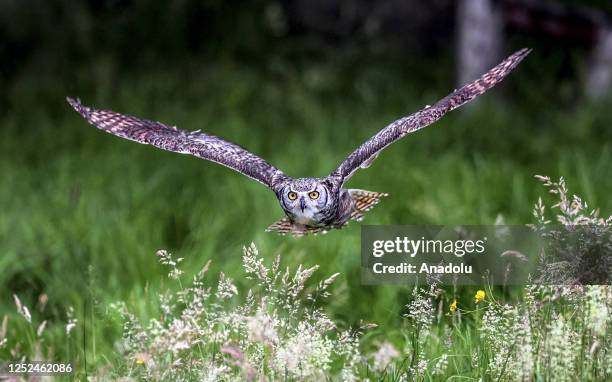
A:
457 0 504 86
587 26 612 99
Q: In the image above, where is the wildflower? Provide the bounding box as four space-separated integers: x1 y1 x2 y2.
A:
157 249 184 279
480 304 517 378
221 345 243 361
417 359 428 374
245 309 279 345
221 345 256 379
532 176 612 284
475 290 486 303
66 320 77 335
513 316 534 380
405 284 438 328
0 315 7 348
432 353 448 375
216 272 238 300
372 341 399 371
273 321 333 378
134 353 149 365
586 286 609 336
36 320 47 337
13 295 31 323
544 315 578 379
450 299 457 313
66 307 78 336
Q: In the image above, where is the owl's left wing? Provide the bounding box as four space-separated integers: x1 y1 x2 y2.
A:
329 48 531 185
67 98 288 189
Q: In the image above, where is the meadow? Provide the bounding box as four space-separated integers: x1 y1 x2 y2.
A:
0 54 611 380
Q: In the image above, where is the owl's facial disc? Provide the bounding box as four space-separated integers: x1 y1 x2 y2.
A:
280 179 330 225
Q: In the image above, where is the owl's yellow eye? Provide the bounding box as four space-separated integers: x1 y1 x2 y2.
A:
308 191 320 200
287 191 298 200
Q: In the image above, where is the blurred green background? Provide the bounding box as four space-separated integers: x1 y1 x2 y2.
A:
1 0 611 372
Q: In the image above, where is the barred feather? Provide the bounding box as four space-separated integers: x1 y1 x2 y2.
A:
331 48 531 183
66 97 288 189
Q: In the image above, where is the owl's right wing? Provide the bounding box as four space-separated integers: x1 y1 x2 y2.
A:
329 48 531 185
67 98 289 190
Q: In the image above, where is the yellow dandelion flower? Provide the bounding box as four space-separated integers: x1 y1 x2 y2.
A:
135 353 147 365
475 290 486 303
450 299 457 313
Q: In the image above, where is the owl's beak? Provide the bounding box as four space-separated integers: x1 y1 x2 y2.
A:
300 198 306 212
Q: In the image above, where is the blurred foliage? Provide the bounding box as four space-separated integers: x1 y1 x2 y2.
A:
2 59 612 367
2 0 611 113
0 0 611 373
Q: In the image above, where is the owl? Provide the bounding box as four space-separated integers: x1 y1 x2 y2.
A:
67 48 529 236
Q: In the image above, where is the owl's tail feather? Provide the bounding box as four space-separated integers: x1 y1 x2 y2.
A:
265 217 328 237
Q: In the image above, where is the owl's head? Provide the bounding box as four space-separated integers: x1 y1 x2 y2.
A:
278 178 332 224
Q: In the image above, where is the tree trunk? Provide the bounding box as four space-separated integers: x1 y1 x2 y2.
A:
457 0 504 86
586 26 612 99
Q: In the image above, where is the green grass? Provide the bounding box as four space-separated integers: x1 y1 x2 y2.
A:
0 59 611 378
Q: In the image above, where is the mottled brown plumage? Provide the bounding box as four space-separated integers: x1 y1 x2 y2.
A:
67 49 530 236
66 97 288 189
266 189 388 236
330 48 531 182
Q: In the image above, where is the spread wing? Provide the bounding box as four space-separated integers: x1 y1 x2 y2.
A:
330 48 531 184
66 98 288 189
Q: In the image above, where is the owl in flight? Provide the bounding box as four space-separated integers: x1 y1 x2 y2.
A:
67 48 529 236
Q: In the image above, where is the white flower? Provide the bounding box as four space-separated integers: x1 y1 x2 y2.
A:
13 295 31 323
544 315 578 380
432 353 448 375
586 286 609 336
513 317 534 381
245 309 279 345
273 321 333 378
157 250 184 279
66 306 78 336
66 320 77 335
36 320 47 337
216 272 238 300
171 340 190 352
417 359 428 374
372 341 399 371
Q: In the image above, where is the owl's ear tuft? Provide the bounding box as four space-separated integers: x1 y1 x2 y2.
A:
271 175 291 195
